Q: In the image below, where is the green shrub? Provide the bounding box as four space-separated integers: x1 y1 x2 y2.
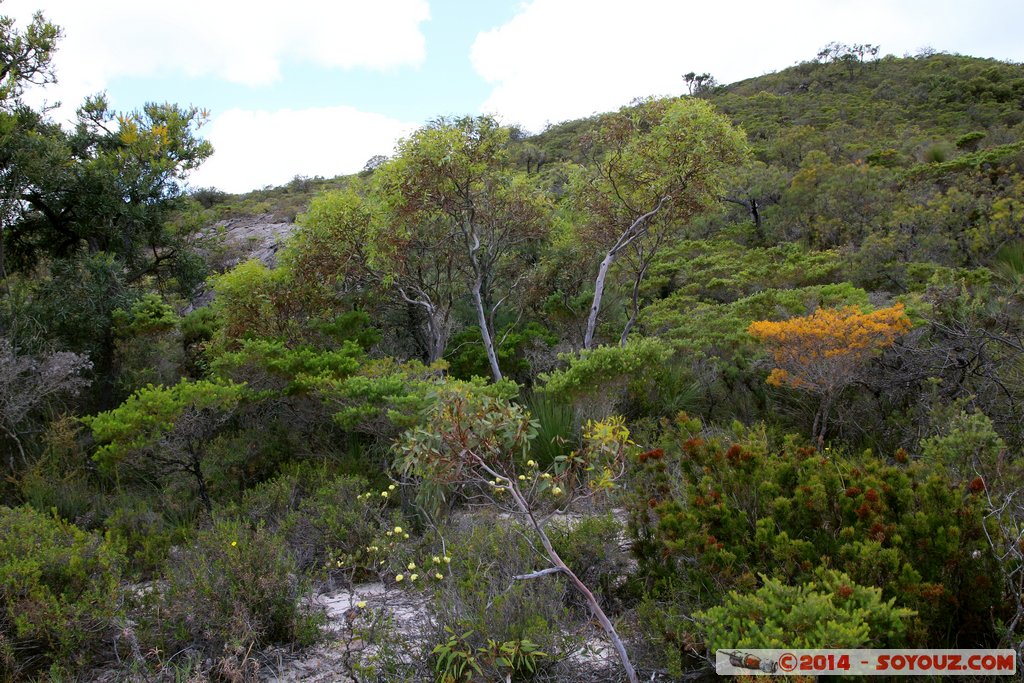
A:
110 293 185 392
922 141 954 163
191 187 230 209
432 627 548 682
627 422 1005 655
526 394 578 467
955 131 986 150
865 148 907 167
104 496 187 577
111 293 177 337
180 306 220 347
539 338 672 419
427 519 575 673
0 506 125 679
230 468 403 580
18 418 106 527
549 513 632 612
920 408 1005 483
147 516 320 659
279 473 400 579
696 569 915 650
446 322 557 386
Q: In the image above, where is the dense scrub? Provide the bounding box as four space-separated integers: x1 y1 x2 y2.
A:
1 10 1023 680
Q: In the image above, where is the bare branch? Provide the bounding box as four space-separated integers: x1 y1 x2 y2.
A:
512 567 564 581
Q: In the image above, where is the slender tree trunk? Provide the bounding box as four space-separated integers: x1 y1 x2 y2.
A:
584 250 615 350
536 532 638 683
1 422 26 472
465 223 503 382
424 305 449 365
486 465 639 683
515 493 637 682
472 276 503 382
399 289 449 365
750 197 763 239
722 195 765 242
583 198 668 350
0 229 8 294
813 393 834 450
619 261 649 347
189 451 213 514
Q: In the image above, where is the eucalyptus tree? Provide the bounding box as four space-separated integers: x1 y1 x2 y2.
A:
381 116 549 381
571 97 748 349
297 181 461 364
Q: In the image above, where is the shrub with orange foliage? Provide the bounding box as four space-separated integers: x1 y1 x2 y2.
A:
748 304 911 446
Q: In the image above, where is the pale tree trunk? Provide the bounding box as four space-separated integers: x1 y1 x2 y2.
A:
465 226 503 382
527 516 638 683
584 250 615 350
583 198 668 350
1 421 26 472
478 461 639 683
423 305 450 365
398 287 450 366
471 276 503 382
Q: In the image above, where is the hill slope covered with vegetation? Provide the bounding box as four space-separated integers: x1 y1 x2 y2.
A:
1 13 1023 680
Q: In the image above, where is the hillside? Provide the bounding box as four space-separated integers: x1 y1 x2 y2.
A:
3 39 1024 682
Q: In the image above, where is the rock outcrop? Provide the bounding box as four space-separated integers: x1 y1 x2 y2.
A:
199 213 297 272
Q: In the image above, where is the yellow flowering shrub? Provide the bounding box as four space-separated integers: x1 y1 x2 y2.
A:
748 304 911 443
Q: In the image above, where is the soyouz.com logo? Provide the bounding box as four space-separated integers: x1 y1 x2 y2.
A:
715 649 1017 676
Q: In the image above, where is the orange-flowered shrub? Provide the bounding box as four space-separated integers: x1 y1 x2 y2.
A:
748 303 911 392
747 304 911 443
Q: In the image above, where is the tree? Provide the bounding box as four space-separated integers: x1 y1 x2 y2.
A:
682 71 718 97
0 7 213 411
816 42 880 65
717 161 790 243
748 303 911 446
84 379 246 513
571 97 748 349
300 184 462 364
4 95 213 277
360 153 388 175
210 336 455 442
381 116 549 381
0 339 90 470
0 9 60 105
0 251 136 407
777 151 896 249
0 7 60 281
396 385 640 683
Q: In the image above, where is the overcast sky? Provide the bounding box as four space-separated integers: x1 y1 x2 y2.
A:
6 0 1024 193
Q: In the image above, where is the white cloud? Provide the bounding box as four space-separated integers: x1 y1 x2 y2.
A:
3 0 429 117
471 0 1024 132
187 106 417 193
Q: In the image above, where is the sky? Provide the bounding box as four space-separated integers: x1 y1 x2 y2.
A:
5 0 1024 193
